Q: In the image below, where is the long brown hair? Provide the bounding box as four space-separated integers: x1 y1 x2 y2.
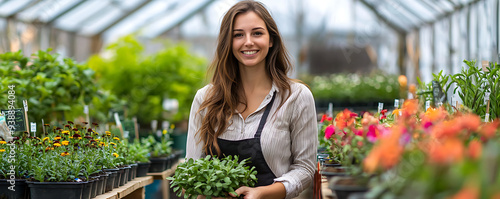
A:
196 0 293 156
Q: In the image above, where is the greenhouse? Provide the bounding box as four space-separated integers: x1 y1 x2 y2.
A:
0 0 499 199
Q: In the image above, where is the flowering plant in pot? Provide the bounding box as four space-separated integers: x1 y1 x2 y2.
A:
0 136 31 199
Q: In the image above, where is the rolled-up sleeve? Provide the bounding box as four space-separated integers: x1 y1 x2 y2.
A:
274 85 318 199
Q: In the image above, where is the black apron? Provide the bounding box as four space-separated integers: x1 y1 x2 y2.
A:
214 91 277 186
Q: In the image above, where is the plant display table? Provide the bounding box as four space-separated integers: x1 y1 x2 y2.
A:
146 160 180 199
94 176 153 199
322 177 335 199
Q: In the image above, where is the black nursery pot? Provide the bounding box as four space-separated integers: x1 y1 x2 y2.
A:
103 169 118 192
136 162 150 177
27 181 85 199
81 180 93 199
148 157 167 172
0 179 29 199
128 163 138 181
119 166 131 186
329 178 369 199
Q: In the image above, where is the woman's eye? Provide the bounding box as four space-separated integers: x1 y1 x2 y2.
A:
234 33 243 37
254 32 263 36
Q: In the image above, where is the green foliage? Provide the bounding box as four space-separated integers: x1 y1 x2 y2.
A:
0 50 115 130
167 155 257 199
141 133 173 158
127 139 150 163
88 35 206 125
441 60 500 120
306 71 399 104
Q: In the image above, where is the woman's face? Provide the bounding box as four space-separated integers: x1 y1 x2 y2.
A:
232 11 273 69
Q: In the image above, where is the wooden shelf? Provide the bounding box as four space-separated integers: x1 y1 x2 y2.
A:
322 176 335 199
94 176 154 199
146 160 180 180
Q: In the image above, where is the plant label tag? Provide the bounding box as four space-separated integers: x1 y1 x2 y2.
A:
485 92 490 105
83 105 89 114
31 122 36 134
378 103 383 113
482 61 489 72
425 101 431 111
23 100 28 112
394 99 399 108
114 113 121 126
485 113 490 122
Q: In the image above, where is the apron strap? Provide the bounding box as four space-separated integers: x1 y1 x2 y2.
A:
254 91 277 138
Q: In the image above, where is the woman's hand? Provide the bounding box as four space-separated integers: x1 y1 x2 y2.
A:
230 182 285 199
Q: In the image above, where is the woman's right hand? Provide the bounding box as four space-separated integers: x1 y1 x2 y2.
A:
196 195 236 199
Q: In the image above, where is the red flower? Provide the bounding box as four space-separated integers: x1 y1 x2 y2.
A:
324 125 335 139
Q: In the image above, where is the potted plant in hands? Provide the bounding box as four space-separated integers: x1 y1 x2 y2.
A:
168 155 257 199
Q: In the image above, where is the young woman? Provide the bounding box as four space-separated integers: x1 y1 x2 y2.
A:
186 1 317 198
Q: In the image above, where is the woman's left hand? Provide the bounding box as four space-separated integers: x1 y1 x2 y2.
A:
229 186 262 199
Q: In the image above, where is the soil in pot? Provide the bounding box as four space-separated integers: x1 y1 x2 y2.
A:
0 179 29 199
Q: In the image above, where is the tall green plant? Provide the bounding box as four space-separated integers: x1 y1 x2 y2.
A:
444 60 500 119
88 35 206 125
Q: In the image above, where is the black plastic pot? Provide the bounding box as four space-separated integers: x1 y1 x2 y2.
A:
99 173 109 194
82 180 93 199
103 169 118 192
329 177 369 199
148 157 167 172
136 162 150 177
128 163 138 181
114 168 124 188
90 177 99 198
0 179 29 199
119 166 131 186
27 181 85 199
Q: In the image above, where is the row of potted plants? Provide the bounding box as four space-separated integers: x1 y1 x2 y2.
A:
0 122 182 199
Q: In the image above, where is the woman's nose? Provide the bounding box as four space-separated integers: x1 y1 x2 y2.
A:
244 37 254 46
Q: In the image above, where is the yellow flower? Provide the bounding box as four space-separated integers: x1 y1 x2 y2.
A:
42 137 49 142
170 124 175 129
61 141 69 146
69 136 73 139
112 153 119 158
0 149 5 152
54 136 61 140
0 141 6 144
113 137 120 141
105 131 111 136
60 152 70 156
62 131 70 135
163 129 167 135
53 143 61 147
78 137 82 140
99 142 105 146
95 139 100 141
110 142 116 145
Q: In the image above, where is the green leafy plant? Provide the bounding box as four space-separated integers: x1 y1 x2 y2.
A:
88 35 206 125
127 139 150 163
167 155 257 199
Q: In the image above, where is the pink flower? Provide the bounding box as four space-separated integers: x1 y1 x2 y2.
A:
324 125 335 139
366 125 378 143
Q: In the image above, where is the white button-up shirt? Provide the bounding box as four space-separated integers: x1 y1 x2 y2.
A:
186 81 318 199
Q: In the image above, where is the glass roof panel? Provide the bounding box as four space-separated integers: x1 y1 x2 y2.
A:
0 0 31 17
17 0 79 23
403 0 438 22
377 4 411 31
103 0 180 42
79 6 122 36
382 1 420 28
54 0 109 32
142 0 212 38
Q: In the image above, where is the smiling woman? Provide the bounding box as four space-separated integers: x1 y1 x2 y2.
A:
185 1 318 199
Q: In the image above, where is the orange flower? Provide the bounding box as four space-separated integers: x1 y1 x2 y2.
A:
335 109 358 130
61 140 69 146
478 120 499 139
54 136 61 140
467 140 482 160
422 107 448 123
398 75 407 88
427 138 464 165
60 152 70 156
456 114 481 132
364 126 403 173
431 120 462 139
408 83 417 95
401 99 418 117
